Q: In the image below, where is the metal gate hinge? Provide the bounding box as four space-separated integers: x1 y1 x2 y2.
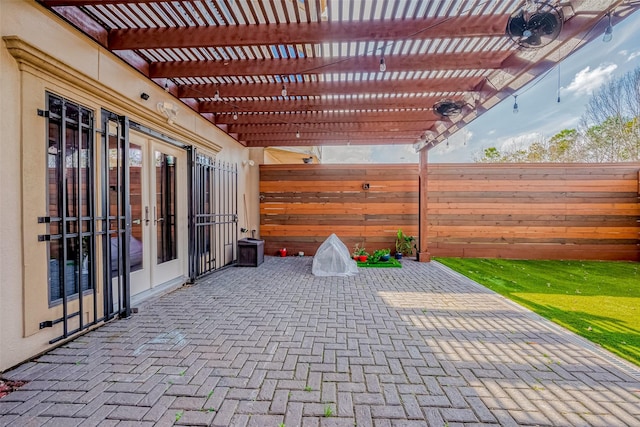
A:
38 235 51 242
37 109 50 117
38 216 51 223
39 320 53 329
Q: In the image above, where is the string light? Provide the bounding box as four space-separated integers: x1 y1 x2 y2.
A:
557 64 561 103
213 89 221 101
233 111 238 120
281 84 287 97
379 57 386 72
296 129 301 138
512 95 519 114
164 80 169 92
603 12 613 43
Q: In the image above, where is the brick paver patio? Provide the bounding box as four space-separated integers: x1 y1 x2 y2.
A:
1 257 639 426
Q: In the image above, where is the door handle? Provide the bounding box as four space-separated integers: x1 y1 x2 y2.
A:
132 219 141 225
154 207 165 224
145 206 150 225
154 206 160 225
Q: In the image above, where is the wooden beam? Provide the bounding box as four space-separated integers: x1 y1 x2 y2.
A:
242 130 421 142
229 121 434 134
178 77 483 98
245 137 417 147
46 6 109 46
418 148 431 262
41 0 158 4
199 97 450 116
150 51 510 78
214 110 437 125
106 15 510 50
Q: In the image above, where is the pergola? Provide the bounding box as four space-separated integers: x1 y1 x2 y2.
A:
37 0 639 260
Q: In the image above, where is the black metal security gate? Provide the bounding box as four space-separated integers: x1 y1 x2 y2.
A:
39 93 100 343
189 151 238 279
101 111 131 320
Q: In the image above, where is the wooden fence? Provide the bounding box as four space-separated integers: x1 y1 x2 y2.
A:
260 164 418 256
259 163 640 261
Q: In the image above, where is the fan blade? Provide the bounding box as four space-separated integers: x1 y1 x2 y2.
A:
525 33 542 46
529 12 559 35
507 12 528 37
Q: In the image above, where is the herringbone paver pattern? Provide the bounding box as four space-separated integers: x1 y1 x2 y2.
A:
1 257 639 426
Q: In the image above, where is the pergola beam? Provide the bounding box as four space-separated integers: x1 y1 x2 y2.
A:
243 137 418 147
213 110 436 125
228 121 434 134
151 51 510 78
103 15 510 50
178 77 483 99
241 130 421 142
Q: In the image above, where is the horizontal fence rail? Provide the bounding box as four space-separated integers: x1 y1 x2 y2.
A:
259 163 640 261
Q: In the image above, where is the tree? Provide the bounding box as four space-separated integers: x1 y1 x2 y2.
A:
474 132 572 163
474 66 640 163
547 129 579 162
581 67 640 161
475 147 503 163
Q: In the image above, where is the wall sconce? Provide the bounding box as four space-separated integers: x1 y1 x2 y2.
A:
157 101 178 124
242 160 255 167
140 92 150 100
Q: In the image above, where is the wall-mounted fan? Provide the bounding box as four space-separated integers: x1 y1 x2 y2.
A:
507 1 563 49
433 100 465 119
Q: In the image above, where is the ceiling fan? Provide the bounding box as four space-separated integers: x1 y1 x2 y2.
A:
507 1 564 49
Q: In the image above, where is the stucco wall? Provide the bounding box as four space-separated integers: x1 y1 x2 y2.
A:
0 0 259 371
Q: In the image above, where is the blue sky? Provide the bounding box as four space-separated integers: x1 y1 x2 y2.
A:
322 10 640 164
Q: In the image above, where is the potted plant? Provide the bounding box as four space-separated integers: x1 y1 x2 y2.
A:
395 229 415 259
371 248 391 263
352 243 369 262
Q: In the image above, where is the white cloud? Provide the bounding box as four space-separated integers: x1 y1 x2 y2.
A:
496 132 544 152
565 64 618 96
627 51 640 62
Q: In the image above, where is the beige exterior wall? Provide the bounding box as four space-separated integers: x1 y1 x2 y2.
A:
0 0 259 371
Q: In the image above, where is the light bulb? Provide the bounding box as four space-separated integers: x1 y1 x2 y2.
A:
513 96 519 114
233 112 238 120
379 57 386 72
164 81 169 92
281 85 287 97
214 89 221 101
296 130 300 138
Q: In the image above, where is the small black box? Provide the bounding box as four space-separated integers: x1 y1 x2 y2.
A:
237 238 264 267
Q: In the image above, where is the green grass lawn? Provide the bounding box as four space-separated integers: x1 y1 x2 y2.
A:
434 258 640 366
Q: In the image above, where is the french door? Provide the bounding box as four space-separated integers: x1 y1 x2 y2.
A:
128 131 185 296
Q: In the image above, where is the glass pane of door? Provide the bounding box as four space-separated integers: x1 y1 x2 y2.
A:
155 151 177 264
129 144 144 272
